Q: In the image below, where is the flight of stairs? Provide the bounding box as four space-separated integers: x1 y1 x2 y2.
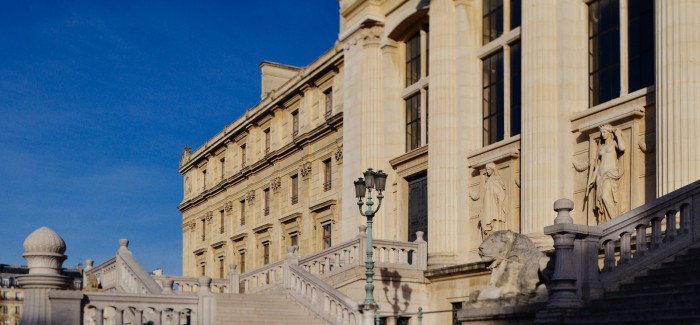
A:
215 292 328 325
562 245 700 324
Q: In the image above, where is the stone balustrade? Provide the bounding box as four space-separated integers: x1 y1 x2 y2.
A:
238 228 428 293
80 292 198 325
152 275 231 294
544 180 700 310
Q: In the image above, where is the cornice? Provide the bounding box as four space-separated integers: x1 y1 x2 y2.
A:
279 212 303 224
309 199 338 213
252 223 273 234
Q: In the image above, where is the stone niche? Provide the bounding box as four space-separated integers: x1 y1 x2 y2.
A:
467 137 521 261
570 91 655 225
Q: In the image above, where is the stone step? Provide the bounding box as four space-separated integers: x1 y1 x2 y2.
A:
215 292 328 325
612 283 700 297
588 291 700 310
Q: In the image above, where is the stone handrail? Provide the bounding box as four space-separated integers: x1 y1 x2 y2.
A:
239 228 428 293
152 275 231 293
544 180 700 309
286 261 360 325
85 239 163 294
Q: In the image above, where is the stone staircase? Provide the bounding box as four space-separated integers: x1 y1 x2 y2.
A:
563 245 700 324
215 291 329 325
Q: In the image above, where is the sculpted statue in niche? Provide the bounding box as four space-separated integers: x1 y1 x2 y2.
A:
586 124 625 224
473 163 507 239
180 145 191 166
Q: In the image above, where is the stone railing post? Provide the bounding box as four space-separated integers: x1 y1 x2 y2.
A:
413 231 428 270
228 264 240 293
162 277 174 294
543 199 581 309
283 246 299 290
197 276 215 325
357 225 368 265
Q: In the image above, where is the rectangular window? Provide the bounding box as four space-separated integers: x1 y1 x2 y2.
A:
510 0 521 29
323 159 332 191
263 242 270 265
483 0 504 44
482 51 504 146
290 232 298 247
425 88 429 145
324 88 333 118
219 210 225 234
219 158 225 179
219 258 225 278
264 188 270 216
200 263 206 276
510 42 521 136
628 0 654 92
292 111 299 136
239 252 246 273
202 169 207 190
201 219 206 241
588 0 621 106
405 32 421 86
240 144 246 167
322 223 332 249
240 200 246 226
405 93 421 151
264 128 270 154
291 174 299 204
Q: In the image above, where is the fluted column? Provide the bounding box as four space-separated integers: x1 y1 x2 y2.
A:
520 0 586 245
655 0 700 195
427 0 459 263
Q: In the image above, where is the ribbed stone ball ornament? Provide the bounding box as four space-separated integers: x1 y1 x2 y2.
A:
22 226 67 275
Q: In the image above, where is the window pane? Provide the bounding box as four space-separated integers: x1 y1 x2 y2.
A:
405 33 422 86
482 51 504 146
588 0 620 106
405 94 421 151
628 0 654 91
510 0 521 29
510 42 521 136
483 0 504 44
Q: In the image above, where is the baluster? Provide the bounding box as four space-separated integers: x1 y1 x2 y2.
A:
620 233 631 264
665 210 677 242
603 240 616 272
134 309 143 325
635 224 648 257
651 217 663 249
94 308 104 325
114 308 123 325
680 204 690 235
324 256 331 273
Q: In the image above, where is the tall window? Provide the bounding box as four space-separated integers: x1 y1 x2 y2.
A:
201 219 206 241
324 88 333 118
263 242 270 265
481 0 521 146
290 232 298 247
202 169 207 190
403 24 429 152
200 263 206 276
264 188 270 216
323 159 332 191
264 128 271 154
240 144 246 167
588 0 654 107
219 210 225 234
239 251 246 273
220 158 225 179
292 110 299 136
240 200 246 226
322 223 332 249
291 174 299 204
219 257 225 278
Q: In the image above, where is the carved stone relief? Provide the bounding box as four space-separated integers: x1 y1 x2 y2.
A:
180 145 191 167
585 124 626 224
224 201 233 214
334 145 343 162
246 190 256 205
300 161 312 178
185 176 192 194
270 177 282 192
472 163 508 239
205 212 214 223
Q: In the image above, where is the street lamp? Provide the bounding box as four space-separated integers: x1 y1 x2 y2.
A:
354 168 388 307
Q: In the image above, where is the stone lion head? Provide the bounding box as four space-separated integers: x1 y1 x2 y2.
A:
478 230 516 262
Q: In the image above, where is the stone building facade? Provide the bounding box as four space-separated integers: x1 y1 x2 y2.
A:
179 0 699 322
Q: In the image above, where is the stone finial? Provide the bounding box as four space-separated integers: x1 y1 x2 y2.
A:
85 259 94 270
229 264 237 273
414 231 426 243
197 276 212 293
22 227 67 275
553 198 574 224
359 225 368 235
118 238 129 250
286 245 299 257
153 268 163 276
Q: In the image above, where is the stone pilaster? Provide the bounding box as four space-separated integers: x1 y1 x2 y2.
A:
655 0 700 195
520 0 586 244
427 0 459 263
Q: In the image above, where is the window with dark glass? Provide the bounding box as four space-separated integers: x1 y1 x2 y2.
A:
263 242 270 264
201 219 206 241
264 188 270 216
323 159 332 191
219 210 225 234
220 158 225 179
292 111 299 136
405 32 421 86
628 0 654 92
425 88 429 145
264 129 270 154
322 223 332 249
510 42 521 136
239 251 246 273
202 169 207 190
291 174 299 204
405 93 421 151
510 0 521 29
240 200 246 226
324 88 333 118
588 0 621 106
240 144 246 166
200 263 206 276
483 0 504 44
290 232 298 247
482 51 504 146
219 258 225 278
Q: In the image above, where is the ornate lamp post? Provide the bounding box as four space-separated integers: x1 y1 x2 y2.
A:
354 168 388 308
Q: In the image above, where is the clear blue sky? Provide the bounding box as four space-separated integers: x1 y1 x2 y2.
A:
0 1 339 275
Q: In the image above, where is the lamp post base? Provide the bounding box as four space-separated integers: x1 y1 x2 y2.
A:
360 303 379 325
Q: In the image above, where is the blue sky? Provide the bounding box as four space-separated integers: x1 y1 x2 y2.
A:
0 1 339 275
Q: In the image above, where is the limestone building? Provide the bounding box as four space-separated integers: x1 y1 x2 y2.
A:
178 0 700 322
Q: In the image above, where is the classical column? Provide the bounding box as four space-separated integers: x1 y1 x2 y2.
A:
520 0 586 245
655 0 700 195
427 0 459 265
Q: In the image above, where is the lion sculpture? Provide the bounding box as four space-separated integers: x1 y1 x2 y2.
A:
477 230 548 300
